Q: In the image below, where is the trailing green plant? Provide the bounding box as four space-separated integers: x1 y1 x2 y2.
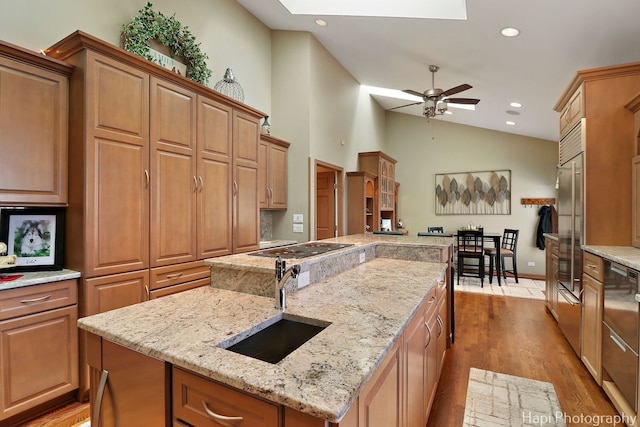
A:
121 2 212 85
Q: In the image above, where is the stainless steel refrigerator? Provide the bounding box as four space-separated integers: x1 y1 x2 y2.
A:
556 152 583 356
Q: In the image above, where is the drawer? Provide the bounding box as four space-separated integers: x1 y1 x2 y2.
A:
149 277 210 300
0 279 77 321
583 252 604 282
150 261 210 290
173 367 281 427
424 285 438 320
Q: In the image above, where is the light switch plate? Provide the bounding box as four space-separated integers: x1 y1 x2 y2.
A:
298 271 310 288
359 252 366 263
293 214 304 223
293 223 304 233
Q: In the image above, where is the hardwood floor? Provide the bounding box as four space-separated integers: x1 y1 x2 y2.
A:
427 291 618 426
16 401 89 427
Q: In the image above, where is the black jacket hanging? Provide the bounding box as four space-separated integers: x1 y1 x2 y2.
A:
536 205 553 250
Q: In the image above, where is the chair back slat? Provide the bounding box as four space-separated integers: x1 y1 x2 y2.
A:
427 226 444 233
501 229 519 252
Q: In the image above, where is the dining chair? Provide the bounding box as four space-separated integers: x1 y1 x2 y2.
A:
456 229 485 286
427 226 444 233
485 228 519 284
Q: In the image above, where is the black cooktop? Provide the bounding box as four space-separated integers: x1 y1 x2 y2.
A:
250 242 353 259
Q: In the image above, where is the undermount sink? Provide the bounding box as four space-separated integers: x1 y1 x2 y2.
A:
220 314 330 364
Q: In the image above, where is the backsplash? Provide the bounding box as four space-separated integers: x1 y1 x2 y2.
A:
260 211 273 241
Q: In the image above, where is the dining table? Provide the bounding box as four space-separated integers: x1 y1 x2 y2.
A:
419 230 502 285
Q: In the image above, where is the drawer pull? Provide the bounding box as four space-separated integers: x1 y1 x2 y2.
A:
428 296 436 305
20 294 52 304
167 272 184 279
425 322 432 348
202 402 243 426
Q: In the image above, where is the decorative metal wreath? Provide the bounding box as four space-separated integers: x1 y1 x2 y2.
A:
121 2 212 85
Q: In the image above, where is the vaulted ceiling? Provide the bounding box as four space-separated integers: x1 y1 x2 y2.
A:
237 0 640 141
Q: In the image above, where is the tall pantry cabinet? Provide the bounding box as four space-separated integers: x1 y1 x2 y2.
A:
46 31 263 395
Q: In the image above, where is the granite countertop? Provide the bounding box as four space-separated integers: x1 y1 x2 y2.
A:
0 268 81 291
583 245 640 271
78 254 447 422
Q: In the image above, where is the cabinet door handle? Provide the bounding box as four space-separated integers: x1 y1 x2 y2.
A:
428 296 436 305
20 294 52 303
436 315 444 338
233 181 238 195
145 170 150 187
199 176 204 192
424 321 432 348
93 369 109 427
193 176 198 192
202 401 243 426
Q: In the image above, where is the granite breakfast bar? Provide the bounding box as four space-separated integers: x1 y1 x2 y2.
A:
78 235 453 426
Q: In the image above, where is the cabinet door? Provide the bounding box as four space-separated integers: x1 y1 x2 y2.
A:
359 340 402 427
197 96 233 258
83 270 148 317
150 77 198 267
98 339 169 427
0 306 78 421
404 309 426 427
582 273 603 385
0 55 69 205
258 139 269 209
268 142 288 209
232 111 260 253
84 52 149 277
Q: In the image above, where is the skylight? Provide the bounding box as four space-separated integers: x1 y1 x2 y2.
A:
278 0 468 20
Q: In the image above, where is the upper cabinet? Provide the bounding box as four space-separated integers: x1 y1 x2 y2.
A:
558 83 584 139
259 134 290 210
356 151 397 231
0 41 72 206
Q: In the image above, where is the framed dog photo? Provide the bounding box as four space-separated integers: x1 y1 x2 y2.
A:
0 208 65 271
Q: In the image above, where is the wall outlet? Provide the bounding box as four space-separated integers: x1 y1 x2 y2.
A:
297 271 310 289
359 252 366 264
293 223 304 233
527 261 535 267
293 214 304 223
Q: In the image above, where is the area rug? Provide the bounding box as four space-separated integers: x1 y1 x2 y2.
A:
455 276 546 301
463 368 565 427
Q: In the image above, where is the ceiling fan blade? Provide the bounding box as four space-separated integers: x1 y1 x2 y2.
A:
388 101 423 111
441 84 472 97
445 97 480 105
402 89 425 98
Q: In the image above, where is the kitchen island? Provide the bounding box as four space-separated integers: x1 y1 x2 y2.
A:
78 235 453 426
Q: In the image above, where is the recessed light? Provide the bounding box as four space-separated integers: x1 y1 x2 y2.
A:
510 102 522 108
315 19 328 27
501 27 520 37
506 121 516 126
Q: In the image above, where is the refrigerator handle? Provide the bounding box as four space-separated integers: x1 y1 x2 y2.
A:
570 161 576 286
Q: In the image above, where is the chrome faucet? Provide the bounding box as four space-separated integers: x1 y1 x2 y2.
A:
275 256 300 310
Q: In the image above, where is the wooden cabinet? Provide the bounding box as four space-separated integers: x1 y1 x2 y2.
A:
545 237 559 321
87 335 169 427
0 41 72 206
150 77 198 267
346 171 376 234
259 134 290 210
0 280 78 424
355 152 398 232
173 367 281 427
559 83 584 139
359 339 403 427
149 260 210 300
555 63 640 247
581 251 604 385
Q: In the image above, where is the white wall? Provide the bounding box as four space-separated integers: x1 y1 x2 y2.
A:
386 112 558 276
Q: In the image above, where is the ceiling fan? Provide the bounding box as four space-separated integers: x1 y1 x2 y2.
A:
391 65 480 118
